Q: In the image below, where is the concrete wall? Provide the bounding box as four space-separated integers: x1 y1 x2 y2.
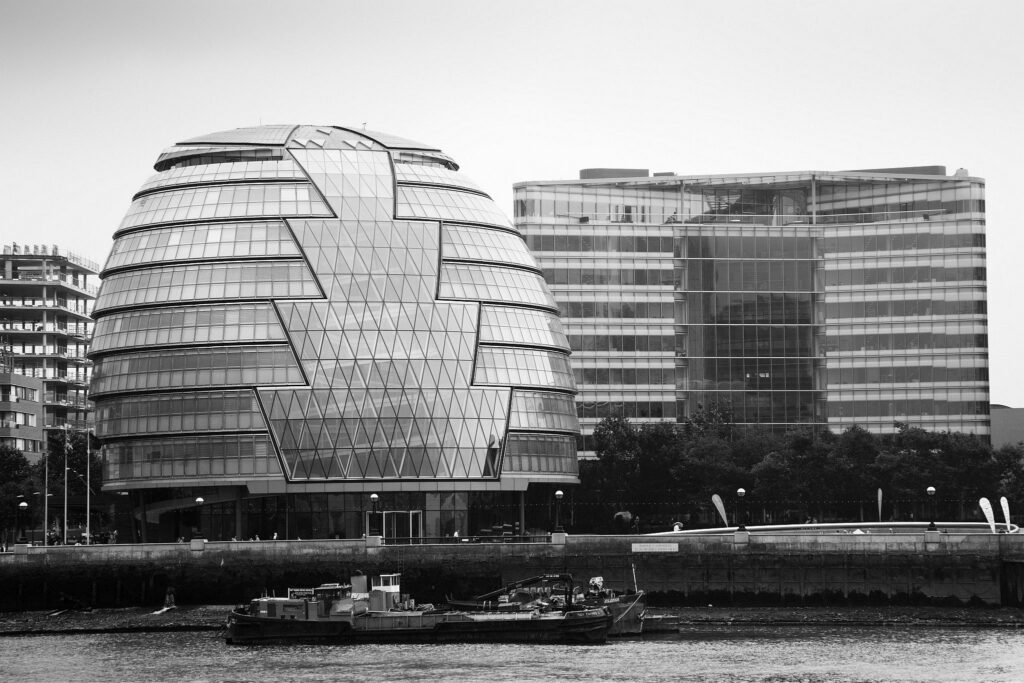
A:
2 532 1022 611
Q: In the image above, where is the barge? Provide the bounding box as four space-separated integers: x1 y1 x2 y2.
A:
225 573 611 645
447 573 646 636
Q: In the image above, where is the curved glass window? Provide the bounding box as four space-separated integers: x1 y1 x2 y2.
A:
138 160 307 193
475 347 575 391
92 303 287 352
502 434 578 475
289 149 393 220
260 386 510 480
397 186 513 229
155 147 286 172
94 261 321 313
118 183 330 230
105 221 300 269
105 434 281 481
480 306 569 350
442 225 537 269
94 390 265 436
91 345 302 395
510 390 579 431
395 164 483 193
440 264 556 311
281 446 501 480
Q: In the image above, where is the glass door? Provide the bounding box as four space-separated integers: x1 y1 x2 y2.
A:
365 510 423 540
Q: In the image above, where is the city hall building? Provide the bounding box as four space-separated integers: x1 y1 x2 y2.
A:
90 125 579 542
513 167 989 455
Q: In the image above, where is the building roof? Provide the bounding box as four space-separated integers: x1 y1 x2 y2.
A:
158 125 448 172
515 167 984 191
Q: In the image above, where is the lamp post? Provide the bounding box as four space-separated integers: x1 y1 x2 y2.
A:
370 493 379 536
85 427 91 545
17 501 27 543
554 490 564 533
44 441 49 544
63 462 69 545
736 488 747 531
926 486 937 531
195 497 204 539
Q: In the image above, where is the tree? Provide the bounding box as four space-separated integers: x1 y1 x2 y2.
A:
34 429 103 538
680 402 734 440
0 445 33 544
587 415 640 514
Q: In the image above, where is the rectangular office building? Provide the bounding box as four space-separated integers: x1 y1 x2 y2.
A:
514 166 989 454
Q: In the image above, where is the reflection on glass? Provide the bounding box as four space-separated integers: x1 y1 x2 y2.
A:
475 347 575 390
105 434 281 481
94 261 321 312
91 346 302 395
105 221 300 268
91 303 286 351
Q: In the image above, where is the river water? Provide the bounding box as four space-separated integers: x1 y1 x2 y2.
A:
2 626 1022 682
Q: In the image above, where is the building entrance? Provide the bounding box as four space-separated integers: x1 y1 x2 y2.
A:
366 509 422 540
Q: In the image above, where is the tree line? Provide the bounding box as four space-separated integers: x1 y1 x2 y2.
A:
0 430 103 546
571 407 1024 534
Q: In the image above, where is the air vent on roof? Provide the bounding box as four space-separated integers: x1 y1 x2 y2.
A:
579 168 649 180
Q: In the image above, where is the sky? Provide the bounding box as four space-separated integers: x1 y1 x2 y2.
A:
2 0 1023 404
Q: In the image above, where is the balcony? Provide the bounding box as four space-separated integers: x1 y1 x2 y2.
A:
43 394 90 408
0 322 92 337
0 300 93 317
0 273 98 296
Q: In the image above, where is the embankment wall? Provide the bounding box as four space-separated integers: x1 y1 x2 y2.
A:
2 532 1022 611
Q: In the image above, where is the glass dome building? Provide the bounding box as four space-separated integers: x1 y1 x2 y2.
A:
89 125 579 542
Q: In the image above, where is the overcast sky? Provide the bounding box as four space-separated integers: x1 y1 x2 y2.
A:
3 0 1022 405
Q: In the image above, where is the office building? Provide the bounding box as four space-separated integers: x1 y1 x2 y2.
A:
89 125 578 542
0 243 98 459
514 166 989 454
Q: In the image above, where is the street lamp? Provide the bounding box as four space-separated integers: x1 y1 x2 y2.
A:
370 493 379 536
736 488 747 531
926 486 937 531
554 490 564 533
85 427 92 545
195 497 204 539
17 501 27 543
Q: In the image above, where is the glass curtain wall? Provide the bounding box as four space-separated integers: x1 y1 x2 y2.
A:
820 178 989 435
515 168 990 454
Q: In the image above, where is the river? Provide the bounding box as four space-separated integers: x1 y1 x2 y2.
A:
1 626 1022 682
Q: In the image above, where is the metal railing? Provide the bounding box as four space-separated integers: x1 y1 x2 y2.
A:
1 243 101 273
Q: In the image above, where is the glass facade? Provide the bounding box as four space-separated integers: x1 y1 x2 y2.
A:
104 221 301 268
90 125 578 542
514 167 989 454
90 303 287 352
94 261 322 312
118 183 330 230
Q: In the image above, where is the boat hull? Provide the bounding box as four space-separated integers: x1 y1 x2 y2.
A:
225 608 611 645
447 592 646 636
602 592 646 636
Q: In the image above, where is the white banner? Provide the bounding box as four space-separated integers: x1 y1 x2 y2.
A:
631 543 679 553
